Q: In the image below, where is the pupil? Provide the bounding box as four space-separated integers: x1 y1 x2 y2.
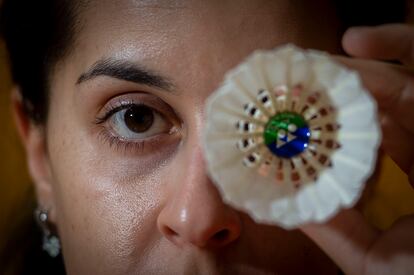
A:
124 105 154 133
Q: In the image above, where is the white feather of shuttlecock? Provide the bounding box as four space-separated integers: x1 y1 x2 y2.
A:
203 44 381 229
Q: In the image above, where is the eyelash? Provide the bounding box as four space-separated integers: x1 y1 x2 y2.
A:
95 100 168 154
98 128 148 154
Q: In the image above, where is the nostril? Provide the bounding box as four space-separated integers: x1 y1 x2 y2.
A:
213 229 230 242
162 225 187 246
163 226 179 241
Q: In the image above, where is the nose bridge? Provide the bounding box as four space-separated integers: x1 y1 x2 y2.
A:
181 143 212 203
179 146 225 226
157 138 241 248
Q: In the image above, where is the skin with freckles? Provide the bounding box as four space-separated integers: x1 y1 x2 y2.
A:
13 0 352 274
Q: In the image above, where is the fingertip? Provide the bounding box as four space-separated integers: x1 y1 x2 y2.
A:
342 26 371 57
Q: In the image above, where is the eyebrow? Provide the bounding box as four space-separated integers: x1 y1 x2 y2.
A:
76 58 173 91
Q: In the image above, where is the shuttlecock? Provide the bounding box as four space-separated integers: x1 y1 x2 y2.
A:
203 44 381 229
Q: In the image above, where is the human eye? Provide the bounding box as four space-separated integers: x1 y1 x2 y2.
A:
95 94 180 154
108 103 169 139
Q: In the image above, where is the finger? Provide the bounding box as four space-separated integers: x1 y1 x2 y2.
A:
335 56 414 135
379 113 414 175
335 56 414 174
342 24 414 66
300 209 379 275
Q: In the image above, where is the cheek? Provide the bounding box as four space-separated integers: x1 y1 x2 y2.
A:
46 118 176 271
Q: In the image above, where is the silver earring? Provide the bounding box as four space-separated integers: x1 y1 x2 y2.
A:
35 208 61 258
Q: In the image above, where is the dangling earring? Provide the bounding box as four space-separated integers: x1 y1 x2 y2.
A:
34 208 61 258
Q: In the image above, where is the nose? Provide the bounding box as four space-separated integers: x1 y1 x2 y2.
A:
157 147 241 249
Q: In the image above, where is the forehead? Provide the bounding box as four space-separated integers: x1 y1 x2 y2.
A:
67 0 339 96
75 0 339 50
75 0 307 55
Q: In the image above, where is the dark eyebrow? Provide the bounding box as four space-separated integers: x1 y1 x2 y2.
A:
76 58 173 91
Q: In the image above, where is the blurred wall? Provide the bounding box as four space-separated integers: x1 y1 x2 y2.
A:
363 156 414 229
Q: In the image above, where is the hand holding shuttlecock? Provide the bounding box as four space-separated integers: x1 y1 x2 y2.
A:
203 45 381 229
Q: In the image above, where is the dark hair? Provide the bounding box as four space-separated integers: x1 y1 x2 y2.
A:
0 0 83 124
1 1 83 273
335 0 407 28
0 0 407 125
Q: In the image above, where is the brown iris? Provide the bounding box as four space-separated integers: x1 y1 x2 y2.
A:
124 105 154 133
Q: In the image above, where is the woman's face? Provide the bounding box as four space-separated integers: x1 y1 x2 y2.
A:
34 0 342 273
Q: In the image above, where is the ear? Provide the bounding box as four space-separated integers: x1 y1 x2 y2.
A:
11 88 57 222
